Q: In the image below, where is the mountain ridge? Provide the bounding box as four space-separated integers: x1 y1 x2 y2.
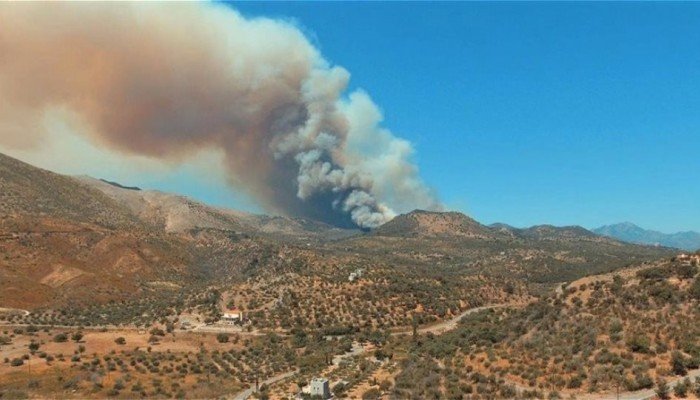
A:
75 175 357 241
373 209 493 238
594 222 700 251
0 151 677 311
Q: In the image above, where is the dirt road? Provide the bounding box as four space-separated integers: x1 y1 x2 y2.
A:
231 370 297 400
391 304 512 336
574 368 700 400
0 321 275 337
0 308 30 316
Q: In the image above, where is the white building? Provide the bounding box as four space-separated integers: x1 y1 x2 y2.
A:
310 377 330 399
221 309 243 325
348 268 364 282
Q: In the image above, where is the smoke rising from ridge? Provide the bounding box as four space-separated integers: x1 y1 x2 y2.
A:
0 3 440 228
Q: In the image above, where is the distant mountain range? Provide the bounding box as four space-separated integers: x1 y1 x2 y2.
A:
594 222 700 251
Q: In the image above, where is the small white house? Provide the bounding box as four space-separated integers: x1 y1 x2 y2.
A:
221 309 243 324
348 268 364 282
310 378 330 399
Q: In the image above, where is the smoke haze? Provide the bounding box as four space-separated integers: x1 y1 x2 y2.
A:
0 2 440 228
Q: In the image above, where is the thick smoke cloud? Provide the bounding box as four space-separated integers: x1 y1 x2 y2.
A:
0 3 440 228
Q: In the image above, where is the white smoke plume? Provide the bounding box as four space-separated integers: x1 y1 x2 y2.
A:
0 2 440 228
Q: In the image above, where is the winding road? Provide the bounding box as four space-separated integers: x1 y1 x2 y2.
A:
391 304 512 336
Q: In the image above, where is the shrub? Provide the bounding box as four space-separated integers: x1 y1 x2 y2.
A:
690 277 700 300
626 335 651 353
10 358 24 367
672 351 688 376
362 388 382 400
673 264 697 280
332 382 346 396
656 378 670 400
379 379 392 391
566 376 583 389
216 333 229 343
149 328 165 336
374 348 389 361
637 267 670 281
115 337 126 345
63 377 79 390
674 378 690 398
609 319 623 335
131 382 144 392
53 333 68 343
634 373 654 390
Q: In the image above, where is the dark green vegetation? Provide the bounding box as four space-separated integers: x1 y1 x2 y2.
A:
6 288 223 328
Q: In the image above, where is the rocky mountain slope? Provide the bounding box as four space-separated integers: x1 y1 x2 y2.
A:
0 151 675 314
76 176 357 242
0 152 362 311
0 153 140 229
0 154 246 309
595 222 700 251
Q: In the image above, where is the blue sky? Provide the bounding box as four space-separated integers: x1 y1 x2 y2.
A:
6 2 696 233
225 2 699 233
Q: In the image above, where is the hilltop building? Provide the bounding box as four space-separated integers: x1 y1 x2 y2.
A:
677 253 700 266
